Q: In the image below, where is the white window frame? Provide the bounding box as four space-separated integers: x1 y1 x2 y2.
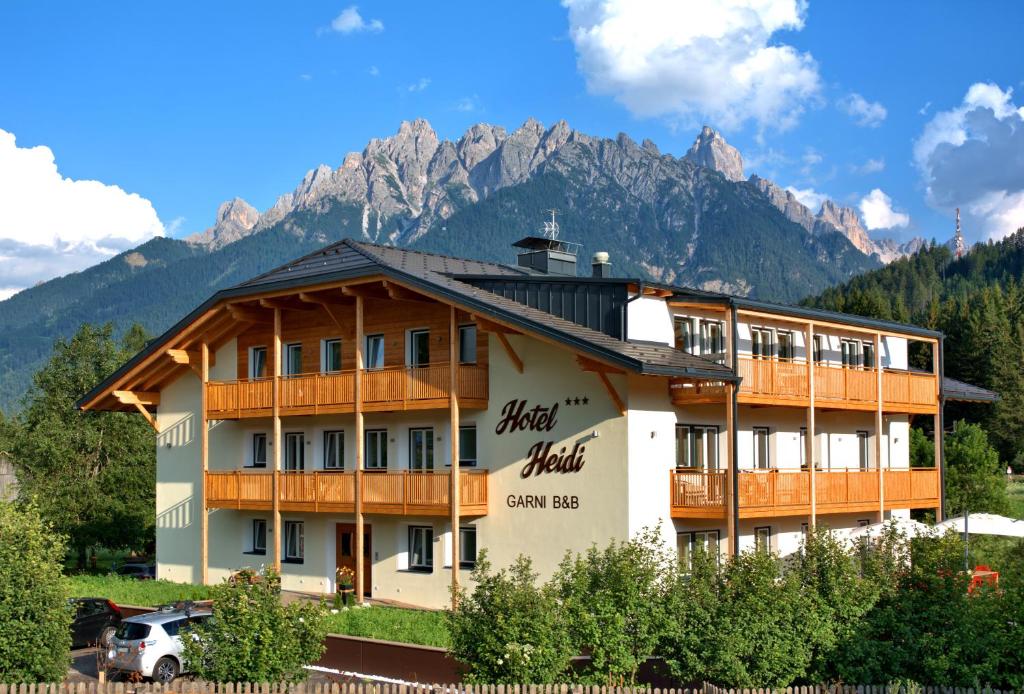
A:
249 433 268 469
283 520 304 561
674 316 695 354
857 430 870 470
324 430 344 470
777 330 794 360
284 342 303 376
249 346 268 380
365 334 385 369
862 341 876 369
284 432 305 471
251 519 267 554
365 429 388 470
699 319 724 360
841 339 861 368
408 525 433 571
322 338 342 373
459 526 477 568
458 324 477 365
458 425 477 467
408 328 431 367
754 526 772 554
409 427 434 471
751 327 773 359
678 530 720 571
813 335 824 363
753 427 770 470
675 424 719 470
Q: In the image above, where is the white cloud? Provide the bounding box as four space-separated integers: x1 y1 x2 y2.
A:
837 92 887 127
851 157 885 175
328 6 384 34
786 186 828 212
368 65 380 77
859 188 910 230
0 128 164 293
914 82 1024 239
407 77 431 93
454 95 481 112
299 73 313 81
562 0 821 132
800 147 822 176
0 288 21 302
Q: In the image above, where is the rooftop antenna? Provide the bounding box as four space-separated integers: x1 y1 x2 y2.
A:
542 209 560 241
953 207 966 260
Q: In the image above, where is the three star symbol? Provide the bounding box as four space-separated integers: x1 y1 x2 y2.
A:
564 396 590 406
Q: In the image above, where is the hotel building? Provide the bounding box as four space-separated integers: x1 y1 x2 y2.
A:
80 236 994 608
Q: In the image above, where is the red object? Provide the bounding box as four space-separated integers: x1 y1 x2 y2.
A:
107 600 122 616
969 565 999 593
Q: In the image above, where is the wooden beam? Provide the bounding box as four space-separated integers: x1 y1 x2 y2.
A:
272 308 282 573
166 348 214 375
354 295 365 604
298 293 352 330
227 305 274 324
259 297 316 311
876 332 885 524
138 361 185 392
472 315 521 335
383 280 433 303
576 355 626 375
114 390 160 406
200 342 209 586
738 308 937 344
725 382 736 558
131 402 159 433
449 305 461 610
667 301 730 312
341 283 387 299
595 371 627 416
496 333 523 373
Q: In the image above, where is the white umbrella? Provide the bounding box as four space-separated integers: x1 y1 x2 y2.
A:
845 516 931 541
935 513 1024 538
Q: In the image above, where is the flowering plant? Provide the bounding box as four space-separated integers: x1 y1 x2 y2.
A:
336 566 355 589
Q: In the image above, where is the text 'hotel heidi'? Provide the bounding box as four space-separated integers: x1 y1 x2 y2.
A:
80 231 995 608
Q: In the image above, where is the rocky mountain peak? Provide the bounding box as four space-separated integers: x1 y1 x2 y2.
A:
683 126 744 182
187 197 260 250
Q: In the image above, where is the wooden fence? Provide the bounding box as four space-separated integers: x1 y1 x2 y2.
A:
0 683 1015 694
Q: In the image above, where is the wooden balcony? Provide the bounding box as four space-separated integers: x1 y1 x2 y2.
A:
206 364 488 419
669 357 938 414
669 467 940 519
206 469 489 516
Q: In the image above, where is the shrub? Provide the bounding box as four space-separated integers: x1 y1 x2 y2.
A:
0 501 72 683
551 527 673 684
945 420 1008 515
447 552 573 684
181 567 327 683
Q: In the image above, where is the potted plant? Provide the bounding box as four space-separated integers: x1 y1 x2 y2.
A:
335 566 356 608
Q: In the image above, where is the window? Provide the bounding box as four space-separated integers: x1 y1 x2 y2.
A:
284 432 304 471
323 339 342 373
678 530 720 570
459 425 477 467
324 430 344 470
285 342 303 376
459 325 477 364
841 339 860 367
799 427 808 469
408 526 433 571
777 331 794 360
857 430 870 470
250 433 268 468
365 429 388 470
700 320 724 359
251 519 267 554
459 527 478 568
751 327 773 358
249 346 268 379
675 424 719 469
858 519 871 527
365 334 385 369
813 335 824 363
674 317 694 353
753 427 770 470
409 329 430 367
284 521 304 562
754 526 772 554
862 341 875 369
162 618 186 637
409 428 434 471
800 523 809 542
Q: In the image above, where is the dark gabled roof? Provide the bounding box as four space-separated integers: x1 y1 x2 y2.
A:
943 377 1000 403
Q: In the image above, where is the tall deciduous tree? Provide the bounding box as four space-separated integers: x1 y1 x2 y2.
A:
8 323 155 565
944 420 1008 514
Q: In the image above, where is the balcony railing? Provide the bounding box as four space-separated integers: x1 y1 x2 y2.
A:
206 469 488 516
206 363 488 419
669 467 940 519
669 357 938 413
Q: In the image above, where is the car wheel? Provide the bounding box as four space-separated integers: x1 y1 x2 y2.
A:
152 657 179 684
98 626 116 648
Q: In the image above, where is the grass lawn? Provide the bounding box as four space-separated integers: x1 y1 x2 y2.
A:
1007 477 1024 520
323 604 450 648
66 574 213 606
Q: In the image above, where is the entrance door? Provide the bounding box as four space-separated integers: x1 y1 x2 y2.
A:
336 523 372 597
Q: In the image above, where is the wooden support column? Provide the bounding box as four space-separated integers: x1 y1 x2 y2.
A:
875 333 885 523
354 296 365 604
934 339 944 520
272 308 282 573
725 382 736 557
449 306 461 609
200 342 210 585
805 322 817 530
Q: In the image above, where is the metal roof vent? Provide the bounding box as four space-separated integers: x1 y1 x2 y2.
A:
592 251 611 278
513 210 579 277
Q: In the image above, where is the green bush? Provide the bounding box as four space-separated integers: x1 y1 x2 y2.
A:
181 568 327 683
552 527 673 684
65 574 213 606
945 420 1009 515
447 553 573 684
0 501 72 683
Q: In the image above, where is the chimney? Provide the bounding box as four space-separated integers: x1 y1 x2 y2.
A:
591 251 611 278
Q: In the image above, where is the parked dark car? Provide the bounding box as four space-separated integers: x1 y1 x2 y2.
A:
70 597 122 648
116 562 156 580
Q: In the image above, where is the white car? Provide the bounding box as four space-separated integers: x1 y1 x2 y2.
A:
107 608 211 683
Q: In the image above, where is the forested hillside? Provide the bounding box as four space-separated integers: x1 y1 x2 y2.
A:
805 229 1024 465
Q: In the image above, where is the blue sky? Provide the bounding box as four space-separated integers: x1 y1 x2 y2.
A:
2 0 1023 296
